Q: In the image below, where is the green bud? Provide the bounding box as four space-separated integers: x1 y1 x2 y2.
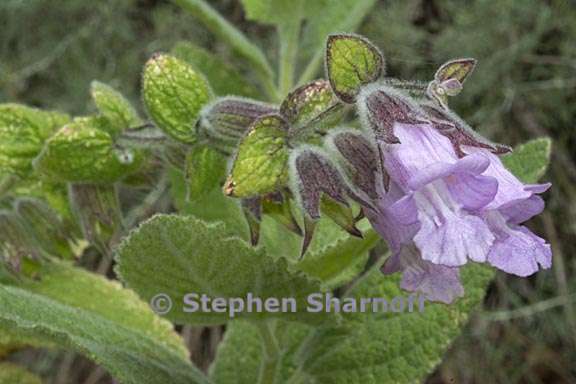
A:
142 54 212 144
34 117 143 184
90 81 143 137
0 104 69 178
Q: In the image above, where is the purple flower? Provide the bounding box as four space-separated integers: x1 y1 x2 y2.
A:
353 87 552 302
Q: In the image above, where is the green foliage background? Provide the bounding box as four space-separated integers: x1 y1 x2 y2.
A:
0 0 575 383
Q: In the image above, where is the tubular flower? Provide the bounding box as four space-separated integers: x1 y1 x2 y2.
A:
339 85 553 303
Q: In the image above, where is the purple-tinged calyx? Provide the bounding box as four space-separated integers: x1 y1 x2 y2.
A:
421 101 511 157
357 84 429 144
289 147 366 256
199 97 277 144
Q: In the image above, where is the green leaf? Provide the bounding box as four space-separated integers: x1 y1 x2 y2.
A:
169 167 248 240
115 214 331 325
296 226 379 288
0 362 42 384
296 263 495 384
14 197 74 259
0 261 206 384
142 54 212 144
209 320 310 384
502 138 552 183
185 146 227 201
0 104 69 178
33 117 142 183
225 114 289 198
91 81 143 136
172 42 260 98
326 34 384 103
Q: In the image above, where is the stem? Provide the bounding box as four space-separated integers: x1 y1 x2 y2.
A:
256 321 281 384
298 51 323 86
172 0 279 101
278 20 301 96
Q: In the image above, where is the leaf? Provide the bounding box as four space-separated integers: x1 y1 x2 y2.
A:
296 226 379 288
280 80 341 130
169 167 249 240
91 81 143 136
14 197 74 259
0 104 69 178
142 54 212 144
0 261 206 384
115 214 331 325
260 215 371 289
172 42 260 98
296 262 495 384
225 114 290 198
209 320 310 384
185 146 227 201
502 138 552 183
326 34 384 103
33 117 142 183
0 362 42 384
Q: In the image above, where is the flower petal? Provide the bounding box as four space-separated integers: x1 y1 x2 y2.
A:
414 204 494 266
487 225 552 276
395 245 464 304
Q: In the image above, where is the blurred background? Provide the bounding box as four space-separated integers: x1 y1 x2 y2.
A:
1 0 574 382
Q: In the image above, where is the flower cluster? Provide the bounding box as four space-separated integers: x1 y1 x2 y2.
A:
289 36 552 303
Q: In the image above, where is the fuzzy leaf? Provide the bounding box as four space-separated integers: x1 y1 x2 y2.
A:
0 104 69 178
296 227 378 288
296 263 495 383
91 81 142 136
225 114 289 198
210 320 310 384
0 362 42 384
33 117 142 183
172 42 260 98
326 34 384 103
14 197 74 259
142 54 212 144
502 138 552 183
169 168 249 240
116 214 332 325
0 261 205 384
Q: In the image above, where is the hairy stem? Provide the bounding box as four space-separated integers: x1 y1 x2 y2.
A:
256 321 281 384
172 0 280 101
278 20 301 96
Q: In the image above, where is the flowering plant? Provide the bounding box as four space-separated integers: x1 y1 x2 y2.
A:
0 1 552 383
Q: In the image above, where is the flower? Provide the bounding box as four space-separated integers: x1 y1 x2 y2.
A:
352 85 552 303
